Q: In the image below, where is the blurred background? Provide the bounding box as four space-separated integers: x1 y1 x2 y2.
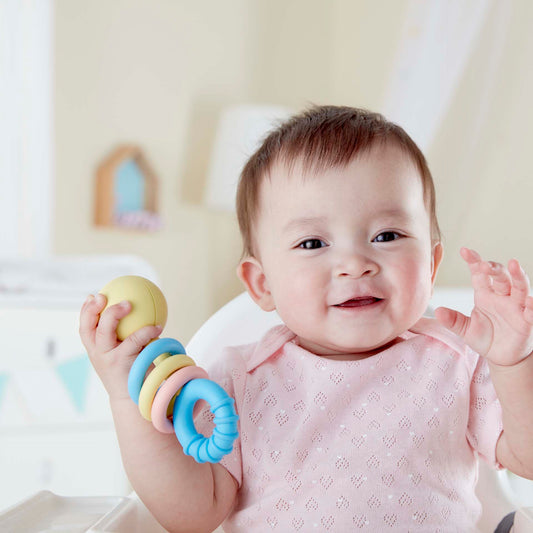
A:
1 0 533 516
1 0 531 340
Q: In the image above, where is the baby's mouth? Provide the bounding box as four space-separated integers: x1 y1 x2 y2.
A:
335 297 382 308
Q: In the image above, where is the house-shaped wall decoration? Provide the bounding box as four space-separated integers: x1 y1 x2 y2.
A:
94 145 162 230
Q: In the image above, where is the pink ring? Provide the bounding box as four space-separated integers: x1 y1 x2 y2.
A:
151 366 209 433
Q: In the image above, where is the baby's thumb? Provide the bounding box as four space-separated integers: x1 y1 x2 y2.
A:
118 325 163 360
434 307 470 339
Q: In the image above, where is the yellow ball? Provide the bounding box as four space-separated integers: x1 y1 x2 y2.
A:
99 275 168 341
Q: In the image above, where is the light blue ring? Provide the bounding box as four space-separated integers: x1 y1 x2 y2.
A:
173 378 239 464
128 337 186 404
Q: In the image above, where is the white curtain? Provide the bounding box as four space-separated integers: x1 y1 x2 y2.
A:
382 0 514 250
0 0 53 257
382 0 511 152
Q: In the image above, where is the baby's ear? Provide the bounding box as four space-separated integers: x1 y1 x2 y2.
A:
237 257 276 312
431 242 444 284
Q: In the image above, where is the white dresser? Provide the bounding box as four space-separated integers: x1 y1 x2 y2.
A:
0 256 158 510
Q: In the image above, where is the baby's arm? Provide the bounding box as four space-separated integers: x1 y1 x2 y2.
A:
79 294 238 533
435 248 533 479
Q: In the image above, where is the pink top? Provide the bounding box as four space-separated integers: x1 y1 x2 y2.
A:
195 318 503 532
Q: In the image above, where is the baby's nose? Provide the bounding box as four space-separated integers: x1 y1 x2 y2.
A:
334 252 379 278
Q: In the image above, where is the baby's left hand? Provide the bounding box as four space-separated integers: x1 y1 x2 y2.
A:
435 247 533 366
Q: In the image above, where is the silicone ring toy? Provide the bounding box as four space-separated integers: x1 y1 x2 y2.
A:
128 337 186 404
151 366 209 433
138 354 196 421
173 378 239 464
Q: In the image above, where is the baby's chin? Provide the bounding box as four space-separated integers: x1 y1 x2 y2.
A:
296 335 405 360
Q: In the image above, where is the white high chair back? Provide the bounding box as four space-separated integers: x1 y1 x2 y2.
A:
186 292 282 366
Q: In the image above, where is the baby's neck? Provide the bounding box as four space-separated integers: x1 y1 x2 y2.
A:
299 336 405 361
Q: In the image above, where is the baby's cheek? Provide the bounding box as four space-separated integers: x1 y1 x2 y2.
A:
396 255 434 298
400 247 433 278
274 273 321 326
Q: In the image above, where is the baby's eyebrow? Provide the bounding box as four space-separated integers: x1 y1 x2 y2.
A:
283 216 328 233
375 208 415 223
282 209 415 234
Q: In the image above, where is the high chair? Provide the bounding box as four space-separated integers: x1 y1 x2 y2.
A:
1 289 532 532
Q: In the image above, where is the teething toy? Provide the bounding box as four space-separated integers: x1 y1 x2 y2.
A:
99 275 239 464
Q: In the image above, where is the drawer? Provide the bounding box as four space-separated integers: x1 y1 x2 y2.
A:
0 307 113 427
0 427 130 510
0 308 84 369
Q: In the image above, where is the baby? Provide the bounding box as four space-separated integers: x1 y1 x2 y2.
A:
80 105 533 532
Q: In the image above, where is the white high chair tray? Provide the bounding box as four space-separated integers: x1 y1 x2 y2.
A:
0 490 167 532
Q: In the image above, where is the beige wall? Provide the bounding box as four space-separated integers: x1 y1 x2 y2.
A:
429 1 533 283
54 0 252 340
54 0 533 341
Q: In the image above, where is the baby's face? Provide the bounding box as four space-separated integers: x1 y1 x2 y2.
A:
243 143 442 358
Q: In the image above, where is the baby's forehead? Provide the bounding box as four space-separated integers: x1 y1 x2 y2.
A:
253 155 431 241
267 141 418 178
261 144 422 197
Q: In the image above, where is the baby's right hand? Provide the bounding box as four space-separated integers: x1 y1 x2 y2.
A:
79 293 162 400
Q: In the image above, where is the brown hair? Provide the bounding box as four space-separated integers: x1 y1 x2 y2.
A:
236 105 441 257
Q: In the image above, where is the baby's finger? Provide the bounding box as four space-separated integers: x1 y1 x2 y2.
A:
79 294 107 348
509 259 531 302
115 325 163 361
460 247 482 267
461 248 491 292
481 261 511 296
95 299 132 352
434 306 470 339
524 295 533 325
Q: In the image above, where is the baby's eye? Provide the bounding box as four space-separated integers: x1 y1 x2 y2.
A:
373 231 402 243
298 239 326 250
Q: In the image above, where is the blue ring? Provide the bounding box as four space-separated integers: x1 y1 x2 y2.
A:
128 337 186 404
173 378 239 464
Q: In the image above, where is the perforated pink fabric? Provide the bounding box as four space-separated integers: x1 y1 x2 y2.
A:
195 318 503 532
